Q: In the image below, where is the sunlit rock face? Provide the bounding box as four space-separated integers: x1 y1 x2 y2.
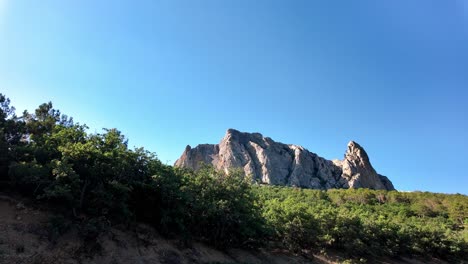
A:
175 129 395 190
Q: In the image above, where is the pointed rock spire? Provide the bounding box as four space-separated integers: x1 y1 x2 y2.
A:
341 141 387 190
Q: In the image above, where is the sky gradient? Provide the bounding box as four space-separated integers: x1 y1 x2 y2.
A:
1 0 467 194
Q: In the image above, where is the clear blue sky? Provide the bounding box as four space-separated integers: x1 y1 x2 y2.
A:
1 0 467 194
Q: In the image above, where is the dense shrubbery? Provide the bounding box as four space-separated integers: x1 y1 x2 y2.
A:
0 93 467 262
256 187 468 260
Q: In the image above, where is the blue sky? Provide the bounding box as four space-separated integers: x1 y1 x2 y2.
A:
1 0 467 194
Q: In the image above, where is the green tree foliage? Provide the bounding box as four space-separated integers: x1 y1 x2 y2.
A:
0 93 467 262
0 94 25 182
183 166 265 247
262 197 319 252
256 186 468 260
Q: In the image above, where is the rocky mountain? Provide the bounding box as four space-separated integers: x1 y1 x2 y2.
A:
175 129 395 190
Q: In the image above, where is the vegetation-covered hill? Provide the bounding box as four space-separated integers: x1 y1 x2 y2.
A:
0 93 467 263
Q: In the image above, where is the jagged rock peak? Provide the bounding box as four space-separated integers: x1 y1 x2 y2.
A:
224 129 265 143
175 129 395 190
346 141 370 162
340 140 388 190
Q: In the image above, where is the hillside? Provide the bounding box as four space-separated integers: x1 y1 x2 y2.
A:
0 94 467 263
1 188 466 264
1 191 465 264
0 193 318 264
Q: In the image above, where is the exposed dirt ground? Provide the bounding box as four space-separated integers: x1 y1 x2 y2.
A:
0 193 457 264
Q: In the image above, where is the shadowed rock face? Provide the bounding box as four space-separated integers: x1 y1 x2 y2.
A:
175 129 395 190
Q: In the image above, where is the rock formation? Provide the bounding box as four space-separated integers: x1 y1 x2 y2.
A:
175 129 395 190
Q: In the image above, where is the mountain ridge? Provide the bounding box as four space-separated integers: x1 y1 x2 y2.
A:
175 129 395 190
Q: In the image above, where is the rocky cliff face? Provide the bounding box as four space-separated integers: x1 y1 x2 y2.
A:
175 129 395 190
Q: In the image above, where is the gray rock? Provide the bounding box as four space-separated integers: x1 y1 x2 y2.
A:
340 141 388 190
174 129 395 190
379 174 395 190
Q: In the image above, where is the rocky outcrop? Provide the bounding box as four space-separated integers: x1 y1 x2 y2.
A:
333 141 391 190
175 129 395 190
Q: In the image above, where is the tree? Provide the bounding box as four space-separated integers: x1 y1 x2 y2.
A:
0 93 23 182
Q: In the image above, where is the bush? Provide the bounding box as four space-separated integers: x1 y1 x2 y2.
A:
183 166 265 247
